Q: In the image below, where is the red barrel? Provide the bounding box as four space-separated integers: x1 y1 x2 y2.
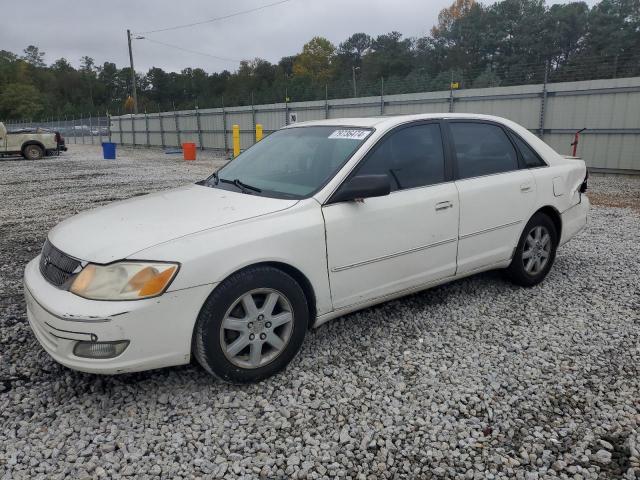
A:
182 143 197 161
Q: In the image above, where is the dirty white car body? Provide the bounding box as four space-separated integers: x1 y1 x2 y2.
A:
24 114 589 382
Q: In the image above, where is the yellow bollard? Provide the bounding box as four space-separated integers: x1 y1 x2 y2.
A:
232 124 240 158
255 123 263 143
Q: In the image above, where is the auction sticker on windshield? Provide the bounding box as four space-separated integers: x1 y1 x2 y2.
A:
328 129 370 140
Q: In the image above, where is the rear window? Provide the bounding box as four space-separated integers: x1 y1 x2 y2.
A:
450 122 519 179
512 134 546 168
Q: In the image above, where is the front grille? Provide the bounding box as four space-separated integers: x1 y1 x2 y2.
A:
39 239 81 287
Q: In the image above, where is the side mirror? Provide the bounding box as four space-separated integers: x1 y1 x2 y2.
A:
329 174 391 204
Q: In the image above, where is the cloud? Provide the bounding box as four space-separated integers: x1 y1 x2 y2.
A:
0 0 599 73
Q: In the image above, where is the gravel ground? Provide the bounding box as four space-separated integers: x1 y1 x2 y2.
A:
1 145 639 480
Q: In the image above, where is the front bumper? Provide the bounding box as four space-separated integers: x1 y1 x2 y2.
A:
23 257 214 374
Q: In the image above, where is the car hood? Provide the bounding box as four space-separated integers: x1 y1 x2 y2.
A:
48 184 298 263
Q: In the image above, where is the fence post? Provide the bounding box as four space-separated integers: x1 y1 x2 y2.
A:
118 115 123 145
145 110 150 147
251 92 256 139
195 106 203 150
222 97 229 156
89 114 93 145
380 77 385 115
285 87 289 126
82 116 85 145
538 61 549 138
131 113 136 147
325 84 329 119
107 112 112 143
158 105 165 149
173 104 181 147
449 71 455 113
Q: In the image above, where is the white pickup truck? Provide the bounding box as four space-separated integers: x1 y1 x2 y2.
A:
0 122 66 159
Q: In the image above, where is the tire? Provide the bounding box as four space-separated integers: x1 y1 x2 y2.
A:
506 212 558 287
23 144 44 160
192 266 309 383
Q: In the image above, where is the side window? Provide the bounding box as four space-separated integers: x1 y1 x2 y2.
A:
511 134 546 168
356 124 445 191
449 122 519 179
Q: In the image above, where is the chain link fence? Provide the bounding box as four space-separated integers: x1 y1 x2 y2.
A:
4 116 110 145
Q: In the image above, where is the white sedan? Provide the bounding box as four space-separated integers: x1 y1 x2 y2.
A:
24 114 589 383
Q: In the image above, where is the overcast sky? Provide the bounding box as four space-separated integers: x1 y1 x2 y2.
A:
1 0 599 74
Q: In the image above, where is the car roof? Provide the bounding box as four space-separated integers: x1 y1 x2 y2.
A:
285 113 514 130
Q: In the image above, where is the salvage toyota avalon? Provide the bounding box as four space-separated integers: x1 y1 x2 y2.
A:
24 114 589 383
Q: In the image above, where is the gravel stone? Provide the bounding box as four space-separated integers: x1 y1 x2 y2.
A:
599 439 614 450
0 145 639 479
594 450 612 464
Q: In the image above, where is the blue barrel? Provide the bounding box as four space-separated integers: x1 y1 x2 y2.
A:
101 142 116 160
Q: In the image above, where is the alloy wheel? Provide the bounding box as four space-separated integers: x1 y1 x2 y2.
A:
219 288 294 369
522 225 551 276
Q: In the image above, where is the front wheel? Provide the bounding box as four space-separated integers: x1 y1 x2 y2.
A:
506 213 558 287
23 144 44 160
192 266 309 383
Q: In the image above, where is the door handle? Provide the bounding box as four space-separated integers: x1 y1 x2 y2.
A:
520 183 533 193
435 201 453 211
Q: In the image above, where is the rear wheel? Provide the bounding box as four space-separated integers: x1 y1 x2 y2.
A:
506 213 558 287
23 144 44 160
192 266 308 383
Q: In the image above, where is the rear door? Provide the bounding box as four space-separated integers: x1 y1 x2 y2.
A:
322 121 459 309
446 120 536 274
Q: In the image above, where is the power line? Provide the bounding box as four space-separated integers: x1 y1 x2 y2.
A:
140 37 242 64
136 0 295 35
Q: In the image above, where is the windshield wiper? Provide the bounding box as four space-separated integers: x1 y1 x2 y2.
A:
218 177 262 194
233 179 261 193
197 171 216 186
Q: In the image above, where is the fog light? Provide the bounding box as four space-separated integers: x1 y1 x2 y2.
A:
73 340 129 359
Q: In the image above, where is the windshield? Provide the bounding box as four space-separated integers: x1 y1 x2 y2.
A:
212 126 372 198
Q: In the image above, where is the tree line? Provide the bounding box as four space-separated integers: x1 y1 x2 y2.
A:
0 0 638 121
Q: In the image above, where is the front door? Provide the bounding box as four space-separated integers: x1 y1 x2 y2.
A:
446 121 536 274
322 122 459 309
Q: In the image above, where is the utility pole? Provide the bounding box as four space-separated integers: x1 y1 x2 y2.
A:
127 29 139 114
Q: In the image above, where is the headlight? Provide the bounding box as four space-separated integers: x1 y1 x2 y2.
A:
70 262 179 300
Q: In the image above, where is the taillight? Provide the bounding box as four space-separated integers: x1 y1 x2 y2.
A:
579 170 588 193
